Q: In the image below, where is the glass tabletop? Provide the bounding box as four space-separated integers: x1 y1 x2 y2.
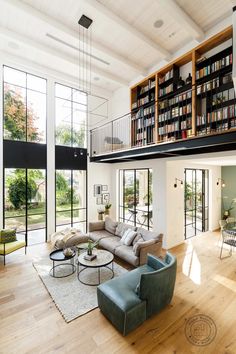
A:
223 222 236 234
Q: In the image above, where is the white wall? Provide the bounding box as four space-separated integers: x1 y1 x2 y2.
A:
110 86 130 120
95 156 222 250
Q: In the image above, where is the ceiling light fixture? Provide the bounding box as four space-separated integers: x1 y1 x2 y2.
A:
154 19 164 28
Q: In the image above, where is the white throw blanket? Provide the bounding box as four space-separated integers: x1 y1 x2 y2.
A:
51 227 81 248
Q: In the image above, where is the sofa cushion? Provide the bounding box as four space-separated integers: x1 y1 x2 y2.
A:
99 236 121 253
120 229 137 246
115 245 139 267
132 233 144 246
89 221 105 232
105 217 118 234
89 230 113 243
137 227 162 242
133 239 156 257
0 229 17 243
0 240 26 255
115 222 136 238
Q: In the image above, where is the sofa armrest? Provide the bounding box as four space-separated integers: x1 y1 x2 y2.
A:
139 241 162 266
89 221 105 232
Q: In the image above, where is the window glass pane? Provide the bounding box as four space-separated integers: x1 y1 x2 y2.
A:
5 216 26 232
27 90 46 143
73 103 86 147
56 211 71 226
5 169 26 218
55 98 72 146
28 229 45 245
72 222 86 232
73 170 86 209
28 214 46 231
27 170 46 215
27 74 46 93
4 66 26 87
55 83 72 100
56 170 72 212
73 209 86 223
73 89 87 104
4 83 26 141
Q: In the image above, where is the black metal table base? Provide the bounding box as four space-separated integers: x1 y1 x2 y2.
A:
50 261 76 278
77 262 114 286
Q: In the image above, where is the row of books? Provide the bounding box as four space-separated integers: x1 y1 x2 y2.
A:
197 123 229 135
159 110 171 122
159 91 192 110
159 83 173 97
172 104 191 118
159 69 173 84
196 53 232 80
180 119 192 130
138 79 156 95
197 78 219 95
134 128 154 144
210 104 236 121
137 95 149 106
132 106 155 120
158 122 179 135
133 116 155 129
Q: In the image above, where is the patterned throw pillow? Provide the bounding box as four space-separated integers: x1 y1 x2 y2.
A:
0 229 17 243
120 229 137 246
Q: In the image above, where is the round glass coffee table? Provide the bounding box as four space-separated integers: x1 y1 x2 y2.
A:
49 249 76 278
77 249 114 286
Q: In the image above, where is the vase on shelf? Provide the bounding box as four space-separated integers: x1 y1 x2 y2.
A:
186 73 192 84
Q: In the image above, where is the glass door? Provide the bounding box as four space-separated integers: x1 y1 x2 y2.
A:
184 169 209 239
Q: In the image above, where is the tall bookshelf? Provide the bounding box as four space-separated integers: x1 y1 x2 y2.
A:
130 26 233 148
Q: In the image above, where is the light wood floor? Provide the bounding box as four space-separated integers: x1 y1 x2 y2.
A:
0 231 236 354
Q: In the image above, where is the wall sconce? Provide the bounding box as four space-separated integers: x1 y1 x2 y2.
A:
217 178 226 188
174 178 183 188
74 150 78 158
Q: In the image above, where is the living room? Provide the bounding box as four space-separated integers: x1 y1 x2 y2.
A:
1 1 236 353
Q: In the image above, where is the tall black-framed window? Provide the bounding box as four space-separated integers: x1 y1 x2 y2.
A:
3 65 47 245
55 169 87 232
55 82 88 233
184 168 209 239
55 83 87 148
119 168 153 230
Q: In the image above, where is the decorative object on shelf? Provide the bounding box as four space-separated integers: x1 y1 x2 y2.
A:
104 203 112 215
102 193 110 204
63 247 74 258
185 73 192 84
96 196 102 205
94 184 102 196
222 197 236 220
177 76 185 89
102 185 108 192
196 56 207 64
84 253 97 261
86 239 98 256
174 178 183 188
216 178 226 188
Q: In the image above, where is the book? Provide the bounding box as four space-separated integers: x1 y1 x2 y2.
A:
84 254 97 261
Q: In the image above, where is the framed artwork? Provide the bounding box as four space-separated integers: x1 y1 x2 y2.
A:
94 184 102 196
96 196 102 205
102 185 108 192
102 193 110 204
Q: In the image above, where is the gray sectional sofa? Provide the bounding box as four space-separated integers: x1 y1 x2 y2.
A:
89 217 163 266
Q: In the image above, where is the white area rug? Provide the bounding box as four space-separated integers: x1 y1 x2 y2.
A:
33 255 127 323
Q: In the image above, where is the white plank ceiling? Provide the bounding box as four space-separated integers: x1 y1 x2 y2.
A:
0 0 233 93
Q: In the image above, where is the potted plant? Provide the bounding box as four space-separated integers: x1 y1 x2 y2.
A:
87 239 98 256
104 203 112 215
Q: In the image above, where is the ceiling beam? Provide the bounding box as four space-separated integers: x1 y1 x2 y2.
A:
159 0 205 41
0 27 129 86
85 0 171 59
4 0 146 75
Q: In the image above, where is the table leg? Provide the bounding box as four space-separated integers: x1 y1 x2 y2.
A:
98 267 101 284
53 260 55 277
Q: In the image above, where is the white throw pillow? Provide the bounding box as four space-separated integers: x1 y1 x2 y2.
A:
120 229 137 246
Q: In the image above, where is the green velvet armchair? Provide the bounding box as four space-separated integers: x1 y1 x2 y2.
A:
0 229 26 265
97 252 177 336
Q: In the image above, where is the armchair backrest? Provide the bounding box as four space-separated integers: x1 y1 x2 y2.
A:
139 252 177 318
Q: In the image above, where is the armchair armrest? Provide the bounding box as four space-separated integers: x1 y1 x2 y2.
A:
139 240 162 266
89 221 105 232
